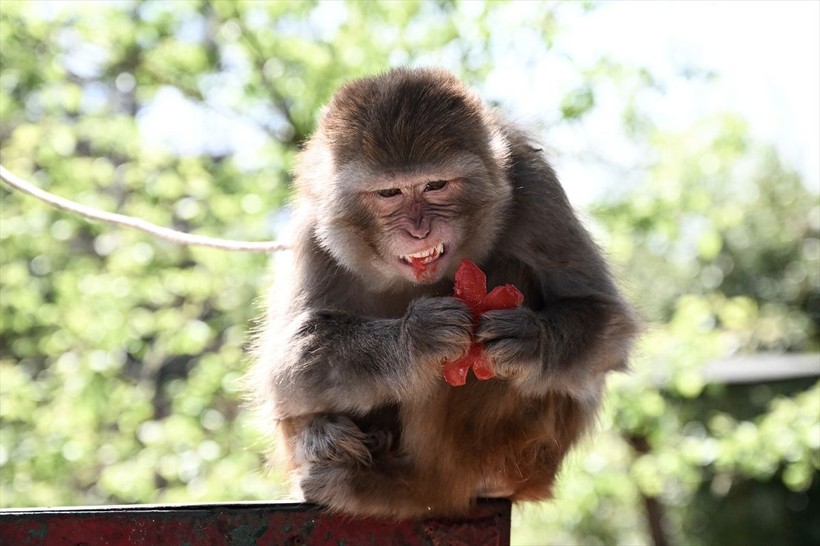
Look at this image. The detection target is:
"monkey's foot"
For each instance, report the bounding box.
[295,414,372,467]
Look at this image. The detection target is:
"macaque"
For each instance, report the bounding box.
[250,67,638,519]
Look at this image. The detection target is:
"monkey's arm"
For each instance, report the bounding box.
[476,289,637,400]
[473,143,638,399]
[267,296,472,418]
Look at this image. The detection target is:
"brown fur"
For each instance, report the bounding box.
[250,67,638,519]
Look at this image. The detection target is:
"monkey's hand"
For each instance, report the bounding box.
[401,296,473,365]
[475,307,544,377]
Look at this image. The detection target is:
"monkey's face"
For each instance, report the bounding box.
[303,68,515,290]
[363,175,464,285]
[308,153,512,291]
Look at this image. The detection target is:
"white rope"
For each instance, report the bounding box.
[0,165,289,253]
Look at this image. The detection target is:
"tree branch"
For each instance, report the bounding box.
[0,166,289,253]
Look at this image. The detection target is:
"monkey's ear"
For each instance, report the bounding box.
[487,125,511,169]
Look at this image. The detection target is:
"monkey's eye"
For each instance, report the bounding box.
[423,180,448,192]
[376,188,402,198]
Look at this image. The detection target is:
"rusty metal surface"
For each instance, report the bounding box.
[0,499,511,546]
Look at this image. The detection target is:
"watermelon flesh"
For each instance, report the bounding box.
[442,260,524,386]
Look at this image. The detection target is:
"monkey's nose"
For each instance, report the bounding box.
[405,225,430,239]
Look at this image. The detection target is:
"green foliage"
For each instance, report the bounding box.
[1,0,293,507]
[0,1,817,545]
[559,85,595,121]
[596,115,819,353]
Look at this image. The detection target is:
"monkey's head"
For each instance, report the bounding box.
[296,68,513,289]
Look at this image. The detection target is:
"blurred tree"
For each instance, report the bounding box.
[596,115,819,353]
[0,1,817,545]
[0,0,288,506]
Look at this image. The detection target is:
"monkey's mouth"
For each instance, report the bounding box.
[399,242,446,268]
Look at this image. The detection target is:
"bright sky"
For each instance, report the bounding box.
[483,0,820,204]
[600,0,820,197]
[139,1,820,206]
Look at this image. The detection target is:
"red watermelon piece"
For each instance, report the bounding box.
[442,260,524,386]
[482,284,524,312]
[454,259,486,315]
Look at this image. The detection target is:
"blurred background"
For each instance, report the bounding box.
[0,1,818,544]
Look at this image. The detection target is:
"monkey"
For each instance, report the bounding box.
[250,67,639,519]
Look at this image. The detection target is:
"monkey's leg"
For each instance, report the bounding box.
[294,414,373,467]
[298,457,473,519]
[361,427,393,455]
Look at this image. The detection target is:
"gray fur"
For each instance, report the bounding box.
[250,67,639,518]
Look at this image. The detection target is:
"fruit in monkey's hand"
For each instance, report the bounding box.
[443,260,524,386]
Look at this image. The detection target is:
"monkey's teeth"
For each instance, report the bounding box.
[401,243,445,264]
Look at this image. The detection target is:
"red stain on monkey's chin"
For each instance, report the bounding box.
[409,257,429,277]
[401,242,446,282]
[409,257,440,282]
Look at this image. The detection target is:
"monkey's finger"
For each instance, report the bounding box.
[475,308,536,341]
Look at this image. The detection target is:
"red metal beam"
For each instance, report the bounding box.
[0,499,511,546]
